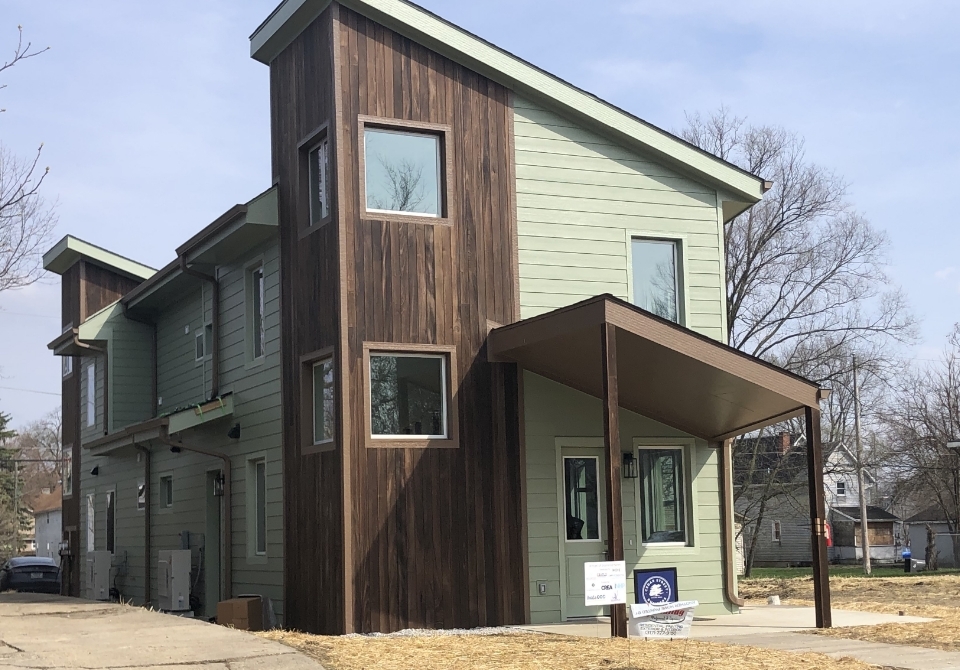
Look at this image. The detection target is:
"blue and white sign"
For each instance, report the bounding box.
[634,567,679,605]
[584,561,627,607]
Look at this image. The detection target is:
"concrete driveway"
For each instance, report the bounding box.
[0,593,323,669]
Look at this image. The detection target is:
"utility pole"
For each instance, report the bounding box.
[13,459,19,556]
[853,355,871,574]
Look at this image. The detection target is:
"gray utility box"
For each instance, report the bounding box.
[158,549,192,611]
[85,551,112,601]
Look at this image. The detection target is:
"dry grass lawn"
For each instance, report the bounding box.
[258,629,873,670]
[740,573,960,652]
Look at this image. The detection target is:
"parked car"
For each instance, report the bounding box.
[0,557,60,594]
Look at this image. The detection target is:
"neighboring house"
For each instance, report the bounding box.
[736,434,898,566]
[905,507,959,568]
[32,487,63,565]
[44,0,832,634]
[831,506,901,563]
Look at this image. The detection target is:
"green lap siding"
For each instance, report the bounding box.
[513,96,728,341]
[523,372,734,623]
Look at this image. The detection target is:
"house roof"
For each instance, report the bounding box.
[732,433,808,487]
[31,487,62,515]
[43,235,156,280]
[832,506,900,522]
[488,295,824,442]
[904,506,951,524]
[250,0,767,206]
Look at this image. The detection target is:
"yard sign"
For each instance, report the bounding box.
[584,561,627,606]
[628,600,699,639]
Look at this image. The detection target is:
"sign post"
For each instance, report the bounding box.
[584,560,627,609]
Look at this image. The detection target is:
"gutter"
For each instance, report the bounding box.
[157,427,232,600]
[719,439,745,608]
[178,256,220,399]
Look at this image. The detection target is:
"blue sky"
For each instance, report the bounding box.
[1,0,958,428]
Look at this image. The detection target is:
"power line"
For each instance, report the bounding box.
[0,386,59,397]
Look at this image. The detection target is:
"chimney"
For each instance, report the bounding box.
[779,432,792,455]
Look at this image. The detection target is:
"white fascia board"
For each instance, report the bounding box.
[250,0,765,202]
[43,235,156,280]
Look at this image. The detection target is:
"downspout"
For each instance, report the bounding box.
[157,427,231,600]
[135,444,151,607]
[719,439,745,608]
[178,256,219,399]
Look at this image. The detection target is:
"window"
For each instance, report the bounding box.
[255,460,266,555]
[137,482,146,511]
[195,331,205,361]
[250,266,265,360]
[161,476,173,508]
[772,520,782,543]
[204,323,213,358]
[639,448,686,543]
[309,137,330,224]
[363,127,442,216]
[106,491,115,553]
[62,356,73,378]
[370,353,447,439]
[63,446,73,497]
[86,494,95,551]
[836,481,846,497]
[631,238,682,323]
[564,457,600,541]
[84,360,96,428]
[313,358,335,445]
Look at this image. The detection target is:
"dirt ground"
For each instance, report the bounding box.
[740,573,960,652]
[259,629,873,670]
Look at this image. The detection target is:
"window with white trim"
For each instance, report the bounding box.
[62,356,73,378]
[631,238,682,323]
[86,494,95,551]
[84,360,96,428]
[836,480,846,497]
[772,520,783,542]
[639,448,686,543]
[62,446,73,497]
[369,353,447,439]
[250,266,265,360]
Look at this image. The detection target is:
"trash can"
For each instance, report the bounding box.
[902,547,912,573]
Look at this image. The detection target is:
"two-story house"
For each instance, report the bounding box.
[46,0,832,635]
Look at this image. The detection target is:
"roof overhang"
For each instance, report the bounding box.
[84,395,235,457]
[488,295,825,442]
[250,0,765,203]
[43,235,156,280]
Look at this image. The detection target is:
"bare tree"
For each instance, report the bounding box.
[1,25,56,294]
[682,108,915,572]
[9,409,61,503]
[371,156,426,213]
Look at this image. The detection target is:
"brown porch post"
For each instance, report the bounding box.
[601,323,627,638]
[804,405,832,628]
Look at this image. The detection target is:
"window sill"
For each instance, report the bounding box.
[298,217,333,240]
[244,357,266,372]
[361,212,453,227]
[366,436,458,449]
[246,554,268,566]
[302,440,336,456]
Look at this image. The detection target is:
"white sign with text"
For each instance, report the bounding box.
[584,561,627,606]
[628,600,699,639]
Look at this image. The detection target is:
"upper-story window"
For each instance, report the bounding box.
[62,356,73,378]
[363,128,442,217]
[247,264,266,361]
[309,137,330,224]
[836,480,846,497]
[83,360,96,428]
[631,238,682,324]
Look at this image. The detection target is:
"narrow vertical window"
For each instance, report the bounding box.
[137,482,146,511]
[161,476,173,508]
[63,446,73,496]
[106,491,115,553]
[255,460,267,555]
[313,359,335,445]
[772,520,783,542]
[86,494,95,551]
[563,457,600,541]
[62,356,73,378]
[85,361,96,428]
[309,137,330,224]
[252,267,265,359]
[639,448,686,543]
[631,238,681,323]
[195,331,205,361]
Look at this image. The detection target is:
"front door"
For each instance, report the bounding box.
[560,447,608,619]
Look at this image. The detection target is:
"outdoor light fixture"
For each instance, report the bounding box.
[622,452,639,479]
[213,473,225,497]
[90,465,99,476]
[169,445,182,454]
[227,423,241,440]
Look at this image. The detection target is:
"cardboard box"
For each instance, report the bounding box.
[217,596,263,631]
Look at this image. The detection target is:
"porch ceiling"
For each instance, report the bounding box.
[488,295,825,442]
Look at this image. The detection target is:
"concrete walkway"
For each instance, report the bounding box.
[0,593,323,669]
[517,605,960,669]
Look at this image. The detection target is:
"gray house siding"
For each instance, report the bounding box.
[736,493,812,567]
[34,509,62,565]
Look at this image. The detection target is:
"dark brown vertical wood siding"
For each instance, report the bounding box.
[335,6,524,633]
[268,6,346,635]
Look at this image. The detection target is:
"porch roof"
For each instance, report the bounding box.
[488,295,826,443]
